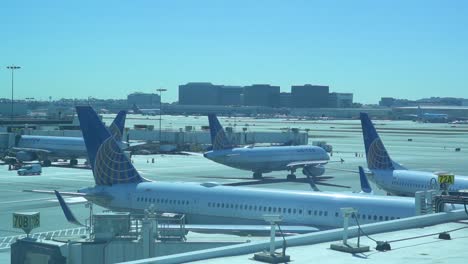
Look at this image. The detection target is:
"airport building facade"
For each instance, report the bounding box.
[127,92,160,106]
[291,84,329,108]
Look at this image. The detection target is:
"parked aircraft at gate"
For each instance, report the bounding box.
[203,114,330,180]
[27,106,447,235]
[8,111,126,166]
[360,112,468,196]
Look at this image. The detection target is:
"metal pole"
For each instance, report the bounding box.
[7,65,20,121]
[11,69,14,120]
[159,91,162,142]
[156,88,166,143]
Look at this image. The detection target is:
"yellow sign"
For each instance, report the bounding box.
[438,174,455,185]
[13,212,40,232]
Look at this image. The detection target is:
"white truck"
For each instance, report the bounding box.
[17,164,42,176]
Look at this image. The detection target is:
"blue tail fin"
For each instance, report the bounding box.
[77,106,146,186]
[358,166,373,194]
[109,110,126,141]
[208,114,232,150]
[360,113,405,170]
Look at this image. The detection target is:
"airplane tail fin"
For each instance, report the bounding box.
[208,114,232,150]
[358,166,373,194]
[77,106,146,186]
[109,110,127,141]
[360,113,406,170]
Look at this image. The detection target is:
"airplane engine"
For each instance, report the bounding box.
[302,166,325,177]
[16,151,38,162]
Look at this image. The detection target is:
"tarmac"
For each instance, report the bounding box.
[1,116,468,263]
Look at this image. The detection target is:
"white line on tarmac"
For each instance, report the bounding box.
[0,197,54,204]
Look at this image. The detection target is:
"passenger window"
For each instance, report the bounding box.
[293,209,297,214]
[309,210,312,215]
[288,208,291,214]
[324,211,328,216]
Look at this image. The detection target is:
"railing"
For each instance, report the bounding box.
[0,227,87,251]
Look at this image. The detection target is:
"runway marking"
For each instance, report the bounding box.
[0,197,55,205]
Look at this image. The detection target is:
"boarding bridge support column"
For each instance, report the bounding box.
[142,215,154,258]
[253,215,290,263]
[330,208,369,253]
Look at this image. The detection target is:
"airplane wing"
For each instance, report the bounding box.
[179,224,319,236]
[180,151,204,157]
[286,160,328,168]
[24,189,112,204]
[12,147,52,154]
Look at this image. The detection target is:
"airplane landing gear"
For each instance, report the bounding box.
[253,172,263,179]
[287,168,297,181]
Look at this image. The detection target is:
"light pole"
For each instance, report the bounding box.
[6,65,21,120]
[156,88,167,143]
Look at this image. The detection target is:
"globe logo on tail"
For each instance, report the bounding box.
[94,137,143,185]
[367,138,394,170]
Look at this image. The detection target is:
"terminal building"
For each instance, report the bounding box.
[243,84,280,108]
[219,86,243,106]
[179,82,222,105]
[0,102,28,117]
[291,84,329,108]
[328,92,353,108]
[127,92,161,107]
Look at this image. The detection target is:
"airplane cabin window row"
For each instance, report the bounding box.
[136,197,190,206]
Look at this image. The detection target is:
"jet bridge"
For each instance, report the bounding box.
[10,210,241,264]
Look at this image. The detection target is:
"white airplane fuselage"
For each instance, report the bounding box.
[82,181,416,229]
[204,145,329,173]
[17,135,87,160]
[369,169,468,196]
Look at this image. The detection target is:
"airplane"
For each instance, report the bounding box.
[5,111,127,167]
[28,106,435,235]
[131,104,160,116]
[203,114,330,181]
[360,112,468,196]
[405,106,448,123]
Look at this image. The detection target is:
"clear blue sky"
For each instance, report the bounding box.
[1,0,467,104]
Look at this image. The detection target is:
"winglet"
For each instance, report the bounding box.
[207,114,232,150]
[358,166,373,194]
[54,190,84,226]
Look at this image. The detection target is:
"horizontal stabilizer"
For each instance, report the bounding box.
[23,189,87,197]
